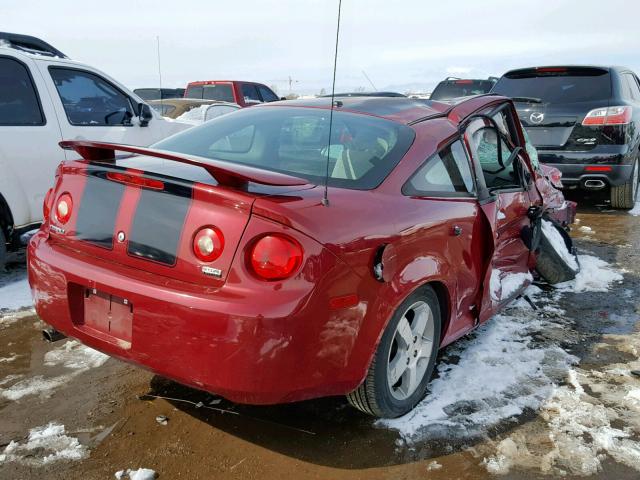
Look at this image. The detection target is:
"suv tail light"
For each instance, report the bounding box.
[192,226,224,262]
[55,193,73,224]
[249,234,303,281]
[582,106,632,126]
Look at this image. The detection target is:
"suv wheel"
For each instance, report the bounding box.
[346,286,441,418]
[610,159,639,209]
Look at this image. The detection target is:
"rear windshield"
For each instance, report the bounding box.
[153,106,415,190]
[430,80,494,100]
[492,69,611,104]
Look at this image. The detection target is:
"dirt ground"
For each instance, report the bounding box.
[1,192,639,480]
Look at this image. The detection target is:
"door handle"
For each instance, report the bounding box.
[452,225,463,236]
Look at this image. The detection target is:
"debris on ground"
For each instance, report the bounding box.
[155,415,168,426]
[0,423,87,466]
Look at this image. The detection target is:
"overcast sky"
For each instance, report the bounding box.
[3,0,640,94]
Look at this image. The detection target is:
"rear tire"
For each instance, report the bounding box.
[535,220,579,285]
[0,229,6,273]
[347,286,441,418]
[610,159,639,209]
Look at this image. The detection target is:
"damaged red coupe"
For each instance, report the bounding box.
[28,96,577,418]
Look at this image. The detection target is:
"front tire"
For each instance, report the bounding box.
[610,159,639,209]
[347,286,441,418]
[535,219,579,284]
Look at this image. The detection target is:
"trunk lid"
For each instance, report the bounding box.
[49,142,311,286]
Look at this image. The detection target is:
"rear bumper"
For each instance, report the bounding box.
[28,231,370,404]
[539,148,634,187]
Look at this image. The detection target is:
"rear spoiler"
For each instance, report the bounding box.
[59,140,309,188]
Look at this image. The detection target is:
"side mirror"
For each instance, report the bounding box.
[138,103,153,127]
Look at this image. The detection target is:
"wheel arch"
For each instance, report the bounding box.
[0,192,14,240]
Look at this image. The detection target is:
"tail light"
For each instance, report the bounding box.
[582,106,632,126]
[249,234,303,281]
[55,193,73,224]
[192,226,224,262]
[43,188,53,221]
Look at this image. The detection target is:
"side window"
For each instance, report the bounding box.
[0,57,45,126]
[258,85,279,102]
[469,123,520,190]
[203,104,239,122]
[49,68,134,126]
[404,140,475,196]
[241,84,262,103]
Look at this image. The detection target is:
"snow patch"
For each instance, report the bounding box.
[541,220,578,271]
[629,200,640,216]
[556,255,623,293]
[489,269,532,302]
[0,423,87,465]
[115,468,157,480]
[0,278,33,313]
[44,339,110,369]
[578,225,593,233]
[0,340,109,400]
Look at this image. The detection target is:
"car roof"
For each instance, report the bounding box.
[263,96,483,125]
[501,65,626,76]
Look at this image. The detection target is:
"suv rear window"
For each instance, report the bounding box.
[153,107,415,190]
[430,80,495,100]
[493,68,611,103]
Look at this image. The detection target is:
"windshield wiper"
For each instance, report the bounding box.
[511,96,543,104]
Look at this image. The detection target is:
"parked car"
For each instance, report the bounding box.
[491,66,640,209]
[148,98,240,122]
[133,88,185,101]
[430,77,498,101]
[184,80,281,107]
[0,32,189,270]
[29,95,577,418]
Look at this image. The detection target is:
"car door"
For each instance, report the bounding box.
[37,62,165,146]
[464,103,537,323]
[0,54,64,226]
[402,138,487,338]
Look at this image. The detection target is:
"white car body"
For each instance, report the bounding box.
[0,44,189,249]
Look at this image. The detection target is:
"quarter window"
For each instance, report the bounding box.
[258,85,279,102]
[49,68,134,126]
[623,73,640,100]
[0,57,44,126]
[404,140,475,195]
[241,84,262,103]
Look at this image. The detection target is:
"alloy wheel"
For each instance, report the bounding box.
[387,300,435,401]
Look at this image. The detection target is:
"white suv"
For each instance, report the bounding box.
[0,33,189,269]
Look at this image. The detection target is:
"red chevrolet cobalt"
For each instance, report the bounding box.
[28,96,576,418]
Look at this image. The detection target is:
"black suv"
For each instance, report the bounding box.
[492,66,640,209]
[430,77,498,101]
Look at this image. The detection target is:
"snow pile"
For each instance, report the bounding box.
[175,104,210,125]
[0,340,109,400]
[379,286,576,440]
[115,468,157,480]
[0,278,33,313]
[541,220,578,271]
[629,200,640,216]
[557,255,623,293]
[0,423,87,465]
[490,269,533,302]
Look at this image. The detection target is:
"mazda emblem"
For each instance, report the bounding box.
[530,112,545,124]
